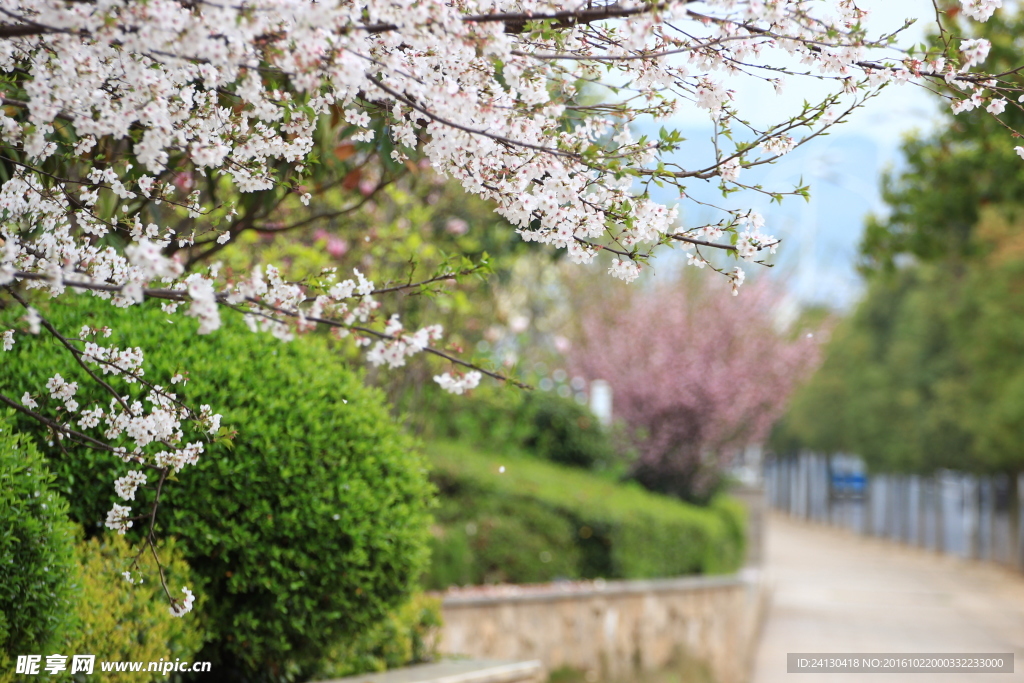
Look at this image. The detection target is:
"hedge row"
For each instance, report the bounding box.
[423,440,745,588]
[417,383,620,471]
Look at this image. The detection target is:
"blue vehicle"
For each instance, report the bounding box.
[829,455,867,499]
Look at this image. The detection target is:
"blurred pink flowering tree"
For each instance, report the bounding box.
[571,275,820,501]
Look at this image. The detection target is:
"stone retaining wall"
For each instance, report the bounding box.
[439,570,766,683]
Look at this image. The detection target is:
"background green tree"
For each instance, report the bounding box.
[860,11,1024,271]
[778,5,1024,476]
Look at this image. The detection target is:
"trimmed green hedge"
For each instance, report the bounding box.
[424,440,745,588]
[427,493,583,588]
[0,297,435,682]
[421,384,620,471]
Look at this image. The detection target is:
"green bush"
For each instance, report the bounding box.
[2,525,205,683]
[705,496,746,573]
[0,298,435,682]
[0,410,78,672]
[63,531,206,683]
[424,440,745,586]
[425,492,581,589]
[424,384,618,470]
[315,593,442,678]
[520,392,616,469]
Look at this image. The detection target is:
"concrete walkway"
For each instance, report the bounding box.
[319,659,544,683]
[751,514,1024,683]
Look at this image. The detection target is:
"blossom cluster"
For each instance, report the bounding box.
[433,371,483,395]
[0,0,1015,326]
[170,587,196,618]
[4,321,219,614]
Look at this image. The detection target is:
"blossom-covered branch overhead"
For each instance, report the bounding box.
[0,0,1017,613]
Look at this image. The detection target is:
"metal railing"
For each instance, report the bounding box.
[765,453,1024,568]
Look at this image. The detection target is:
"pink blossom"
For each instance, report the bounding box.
[570,276,821,498]
[327,237,348,258]
[445,218,469,235]
[173,172,194,194]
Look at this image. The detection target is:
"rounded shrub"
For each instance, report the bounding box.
[0,410,78,671]
[0,297,434,682]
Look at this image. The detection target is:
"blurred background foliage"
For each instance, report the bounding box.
[860,12,1024,271]
[775,10,1024,477]
[424,440,746,590]
[777,208,1024,475]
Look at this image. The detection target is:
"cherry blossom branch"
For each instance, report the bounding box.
[128,468,179,608]
[0,390,119,453]
[237,297,531,388]
[669,234,738,251]
[370,267,490,296]
[361,2,673,34]
[5,287,132,414]
[8,270,524,387]
[369,77,581,160]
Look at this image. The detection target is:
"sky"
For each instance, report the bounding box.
[639,0,946,310]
